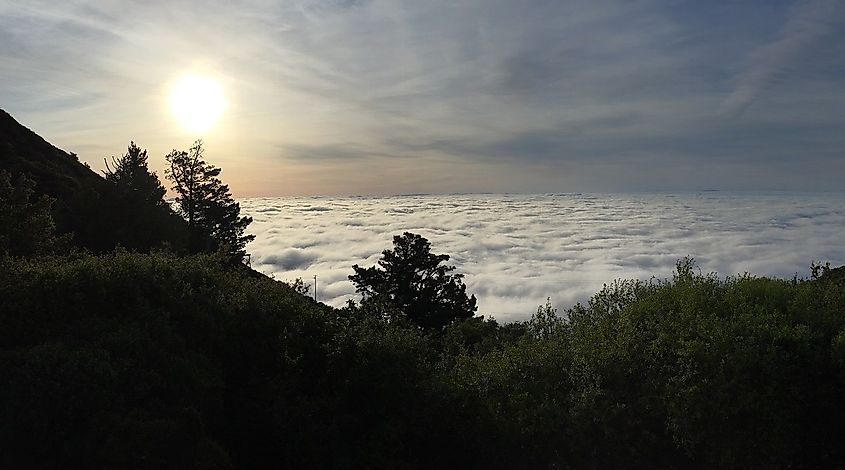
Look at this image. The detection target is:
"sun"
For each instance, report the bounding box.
[169,75,226,134]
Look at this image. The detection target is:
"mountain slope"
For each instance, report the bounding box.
[0,109,106,200]
[0,109,186,252]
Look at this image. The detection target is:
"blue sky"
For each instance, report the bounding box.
[1,0,843,195]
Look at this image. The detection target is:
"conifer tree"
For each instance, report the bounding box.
[350,232,477,331]
[165,140,253,258]
[103,141,167,208]
[102,142,184,251]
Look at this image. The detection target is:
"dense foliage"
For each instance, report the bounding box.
[350,232,477,331]
[0,170,66,257]
[2,251,844,469]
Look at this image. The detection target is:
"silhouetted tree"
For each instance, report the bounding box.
[165,140,253,258]
[101,142,186,251]
[350,232,477,331]
[0,170,66,257]
[104,142,167,207]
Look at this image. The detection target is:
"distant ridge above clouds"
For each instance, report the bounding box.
[242,192,845,322]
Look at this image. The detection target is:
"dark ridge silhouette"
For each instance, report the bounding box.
[0,109,105,201]
[0,109,187,252]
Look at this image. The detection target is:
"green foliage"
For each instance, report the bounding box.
[446,308,572,468]
[1,246,844,468]
[350,232,477,332]
[0,251,321,467]
[528,298,566,339]
[442,259,845,468]
[0,251,481,468]
[442,315,513,357]
[560,260,845,468]
[165,140,254,259]
[0,170,67,257]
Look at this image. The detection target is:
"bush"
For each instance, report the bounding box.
[2,252,844,468]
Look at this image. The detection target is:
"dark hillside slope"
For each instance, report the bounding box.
[0,251,334,468]
[0,251,487,469]
[0,109,105,198]
[0,109,185,251]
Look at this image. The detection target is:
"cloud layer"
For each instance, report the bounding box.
[242,192,845,322]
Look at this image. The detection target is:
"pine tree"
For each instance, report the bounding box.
[103,141,167,208]
[165,140,253,259]
[102,142,185,251]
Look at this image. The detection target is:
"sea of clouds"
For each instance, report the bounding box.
[241,193,845,322]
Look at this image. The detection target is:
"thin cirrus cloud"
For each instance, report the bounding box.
[1,0,844,195]
[721,0,843,117]
[241,193,845,322]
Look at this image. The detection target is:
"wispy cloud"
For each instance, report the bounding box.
[1,1,844,194]
[722,0,843,117]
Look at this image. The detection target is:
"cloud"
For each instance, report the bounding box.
[2,1,844,194]
[721,0,843,117]
[259,248,319,270]
[242,193,845,322]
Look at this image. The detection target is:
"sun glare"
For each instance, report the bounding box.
[169,75,226,134]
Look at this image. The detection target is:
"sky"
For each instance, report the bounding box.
[1,0,844,196]
[240,192,845,321]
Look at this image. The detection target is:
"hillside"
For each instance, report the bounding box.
[0,109,186,251]
[2,251,845,468]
